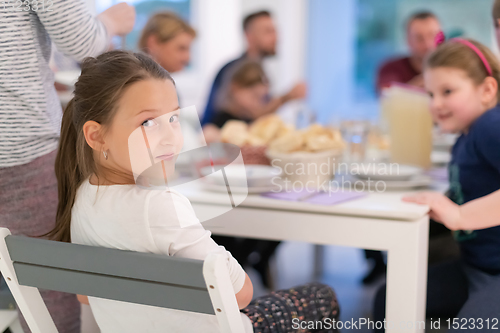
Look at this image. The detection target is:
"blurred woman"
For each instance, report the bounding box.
[138,12,196,73]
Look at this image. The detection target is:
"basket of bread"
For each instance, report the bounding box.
[220,115,294,165]
[220,115,346,187]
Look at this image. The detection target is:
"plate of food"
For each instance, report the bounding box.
[199,181,280,194]
[341,173,433,190]
[351,163,423,181]
[200,164,281,188]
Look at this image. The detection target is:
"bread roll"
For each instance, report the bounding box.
[220,120,249,146]
[246,134,267,147]
[269,132,304,153]
[249,114,283,144]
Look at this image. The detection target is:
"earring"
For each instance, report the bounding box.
[103,150,108,160]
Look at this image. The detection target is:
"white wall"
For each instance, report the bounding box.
[240,0,308,123]
[173,0,243,112]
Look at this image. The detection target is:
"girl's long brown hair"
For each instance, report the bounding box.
[48,51,173,242]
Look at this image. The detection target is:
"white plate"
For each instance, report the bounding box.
[431,151,451,166]
[433,133,458,149]
[200,164,280,188]
[340,174,433,190]
[200,181,279,194]
[351,163,423,181]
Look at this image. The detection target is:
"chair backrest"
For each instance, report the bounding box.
[0,228,246,333]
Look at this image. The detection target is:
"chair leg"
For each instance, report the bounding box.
[8,317,23,333]
[0,310,18,333]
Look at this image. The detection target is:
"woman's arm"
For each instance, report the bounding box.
[36,1,135,61]
[403,189,500,230]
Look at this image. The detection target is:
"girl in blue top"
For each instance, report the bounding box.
[375,36,500,330]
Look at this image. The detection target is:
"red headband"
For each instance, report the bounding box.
[434,31,492,76]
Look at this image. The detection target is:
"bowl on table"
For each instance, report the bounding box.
[265,149,343,189]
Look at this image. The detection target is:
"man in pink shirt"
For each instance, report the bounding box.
[376,11,441,94]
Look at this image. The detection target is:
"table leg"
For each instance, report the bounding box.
[313,245,324,281]
[385,216,429,333]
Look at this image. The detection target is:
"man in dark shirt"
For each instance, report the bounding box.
[376,11,441,94]
[201,10,305,127]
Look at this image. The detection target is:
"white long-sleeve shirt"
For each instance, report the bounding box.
[71,179,252,333]
[0,0,109,167]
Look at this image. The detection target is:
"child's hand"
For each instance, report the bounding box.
[403,192,462,230]
[77,294,90,305]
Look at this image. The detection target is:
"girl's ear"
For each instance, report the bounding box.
[481,76,498,105]
[83,120,106,152]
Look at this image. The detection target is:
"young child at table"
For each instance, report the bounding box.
[47,50,339,333]
[374,35,500,330]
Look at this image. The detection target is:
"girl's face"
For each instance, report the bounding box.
[231,83,269,118]
[88,78,183,184]
[424,67,495,133]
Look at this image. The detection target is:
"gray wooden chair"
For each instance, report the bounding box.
[0,227,248,333]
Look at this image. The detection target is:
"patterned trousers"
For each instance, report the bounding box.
[242,282,340,333]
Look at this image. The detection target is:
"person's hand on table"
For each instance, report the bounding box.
[403,192,462,230]
[98,2,136,38]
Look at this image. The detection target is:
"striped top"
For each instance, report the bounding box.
[0,0,108,168]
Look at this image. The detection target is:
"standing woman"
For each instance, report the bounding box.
[138,11,196,74]
[0,1,135,332]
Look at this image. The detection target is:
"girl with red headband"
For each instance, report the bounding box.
[374,35,500,330]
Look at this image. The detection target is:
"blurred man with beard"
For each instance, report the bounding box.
[376,11,441,94]
[201,10,306,127]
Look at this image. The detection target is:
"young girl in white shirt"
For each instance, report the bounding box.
[47,50,339,333]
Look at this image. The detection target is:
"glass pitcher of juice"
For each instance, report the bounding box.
[381,84,433,169]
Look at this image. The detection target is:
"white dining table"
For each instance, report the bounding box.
[176,179,446,333]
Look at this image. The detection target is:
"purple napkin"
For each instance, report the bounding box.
[262,188,316,201]
[262,190,367,205]
[426,168,448,182]
[306,191,367,205]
